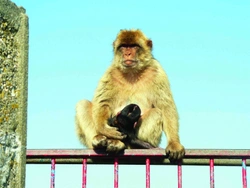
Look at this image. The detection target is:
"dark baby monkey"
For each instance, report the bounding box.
[108,104,155,149]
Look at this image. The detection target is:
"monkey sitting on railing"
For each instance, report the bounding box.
[75,29,185,161]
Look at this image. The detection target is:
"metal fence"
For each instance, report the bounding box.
[26,149,249,188]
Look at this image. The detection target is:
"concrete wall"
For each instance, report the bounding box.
[0,0,28,187]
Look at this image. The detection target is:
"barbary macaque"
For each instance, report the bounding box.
[108,104,155,149]
[75,29,185,161]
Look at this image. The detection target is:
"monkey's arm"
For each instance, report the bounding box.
[92,76,126,140]
[93,104,126,140]
[155,72,185,160]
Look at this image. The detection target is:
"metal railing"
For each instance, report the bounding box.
[26,149,249,188]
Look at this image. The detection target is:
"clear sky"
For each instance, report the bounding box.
[12,0,250,187]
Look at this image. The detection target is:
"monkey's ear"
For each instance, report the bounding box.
[147,40,153,49]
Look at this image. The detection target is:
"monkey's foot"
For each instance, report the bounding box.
[106,139,126,153]
[92,135,108,149]
[92,135,126,153]
[165,142,185,163]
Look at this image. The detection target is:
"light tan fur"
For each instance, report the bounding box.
[75,29,185,160]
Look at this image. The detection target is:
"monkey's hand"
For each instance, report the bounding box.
[98,120,127,140]
[166,142,185,163]
[99,124,127,140]
[116,104,141,131]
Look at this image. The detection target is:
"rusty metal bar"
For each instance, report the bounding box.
[26,158,250,166]
[50,158,56,188]
[26,149,250,166]
[146,158,150,188]
[82,159,87,188]
[25,149,250,188]
[114,158,119,188]
[178,162,182,188]
[26,149,250,158]
[210,158,214,188]
[242,159,247,188]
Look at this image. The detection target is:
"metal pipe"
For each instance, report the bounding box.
[114,158,119,188]
[210,159,214,188]
[242,159,247,188]
[26,149,250,158]
[26,149,250,166]
[146,158,150,188]
[50,158,56,188]
[178,162,182,188]
[82,159,87,188]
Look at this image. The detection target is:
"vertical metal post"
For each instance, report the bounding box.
[146,158,150,188]
[82,159,87,188]
[50,158,56,188]
[210,159,214,188]
[242,159,247,188]
[114,158,119,188]
[178,162,182,188]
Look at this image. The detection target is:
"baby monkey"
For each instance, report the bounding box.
[108,104,155,149]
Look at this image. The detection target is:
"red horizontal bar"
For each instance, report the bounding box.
[26,149,250,159]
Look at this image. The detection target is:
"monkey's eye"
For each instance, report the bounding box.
[118,44,140,49]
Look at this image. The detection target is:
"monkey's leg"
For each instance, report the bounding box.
[130,138,155,149]
[135,108,163,147]
[136,108,185,161]
[76,100,125,151]
[75,100,99,148]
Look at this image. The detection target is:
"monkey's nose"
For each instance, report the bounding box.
[125,52,131,56]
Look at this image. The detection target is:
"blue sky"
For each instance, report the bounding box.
[12,0,250,187]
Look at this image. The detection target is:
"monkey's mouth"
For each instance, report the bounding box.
[122,60,137,67]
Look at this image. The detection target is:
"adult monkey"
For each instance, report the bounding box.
[75,29,185,161]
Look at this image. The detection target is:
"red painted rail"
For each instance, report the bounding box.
[26,149,249,188]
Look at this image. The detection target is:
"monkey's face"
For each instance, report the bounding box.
[118,44,140,68]
[113,30,153,72]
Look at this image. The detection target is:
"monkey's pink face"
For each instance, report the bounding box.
[119,45,140,67]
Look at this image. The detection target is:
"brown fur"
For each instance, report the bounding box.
[75,29,185,161]
[113,29,152,49]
